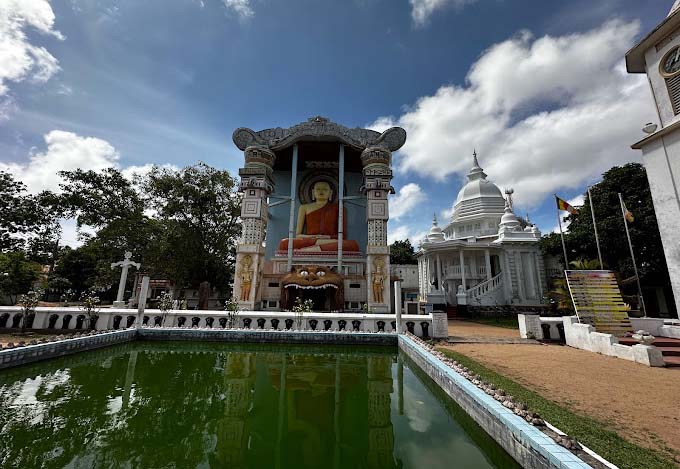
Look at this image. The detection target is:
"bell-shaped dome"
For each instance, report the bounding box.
[452,152,506,221]
[499,201,521,229]
[427,214,445,242]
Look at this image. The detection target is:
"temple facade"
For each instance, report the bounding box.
[417,153,546,312]
[231,116,406,313]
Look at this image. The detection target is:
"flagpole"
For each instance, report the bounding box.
[555,195,569,269]
[618,193,646,317]
[587,186,604,269]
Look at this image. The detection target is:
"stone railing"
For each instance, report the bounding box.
[0,307,442,338]
[466,273,503,303]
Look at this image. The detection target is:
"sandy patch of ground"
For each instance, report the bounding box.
[441,341,680,456]
[448,320,520,339]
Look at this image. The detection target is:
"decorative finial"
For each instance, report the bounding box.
[432,213,438,226]
[472,149,479,167]
[504,188,514,209]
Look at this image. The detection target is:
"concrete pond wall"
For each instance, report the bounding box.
[0,306,446,339]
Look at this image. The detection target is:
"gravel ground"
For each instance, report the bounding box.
[441,340,680,457]
[448,320,521,339]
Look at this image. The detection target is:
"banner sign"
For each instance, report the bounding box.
[565,270,631,336]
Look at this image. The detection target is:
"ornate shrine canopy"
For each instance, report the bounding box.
[232,116,407,152]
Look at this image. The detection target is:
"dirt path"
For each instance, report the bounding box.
[448,320,520,339]
[441,341,680,456]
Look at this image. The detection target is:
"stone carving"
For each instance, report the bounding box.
[238,255,254,301]
[232,116,406,152]
[372,258,386,304]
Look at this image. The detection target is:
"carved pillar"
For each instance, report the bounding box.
[361,146,394,313]
[234,146,275,310]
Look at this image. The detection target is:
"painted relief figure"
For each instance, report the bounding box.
[372,258,385,304]
[239,255,253,301]
[279,180,360,253]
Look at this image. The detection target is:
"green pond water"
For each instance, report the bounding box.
[0,342,519,469]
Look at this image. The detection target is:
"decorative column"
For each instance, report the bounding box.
[362,146,394,313]
[234,146,275,310]
[484,249,492,281]
[436,254,442,292]
[459,250,467,290]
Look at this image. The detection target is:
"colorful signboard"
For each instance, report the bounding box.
[565,270,632,336]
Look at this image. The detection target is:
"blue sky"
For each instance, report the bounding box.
[0,0,670,246]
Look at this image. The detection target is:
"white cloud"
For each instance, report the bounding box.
[410,0,476,27]
[0,0,63,98]
[391,183,427,220]
[121,163,180,182]
[222,0,254,19]
[388,224,428,246]
[371,20,655,208]
[3,130,120,193]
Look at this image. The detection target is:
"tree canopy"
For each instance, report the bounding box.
[0,163,242,304]
[389,239,418,264]
[540,163,675,311]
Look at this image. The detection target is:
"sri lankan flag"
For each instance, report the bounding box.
[622,200,634,223]
[555,195,578,215]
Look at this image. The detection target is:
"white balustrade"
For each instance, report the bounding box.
[466,273,503,300]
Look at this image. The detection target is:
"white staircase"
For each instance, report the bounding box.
[466,273,503,305]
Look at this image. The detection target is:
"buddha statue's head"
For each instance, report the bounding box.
[312,181,332,203]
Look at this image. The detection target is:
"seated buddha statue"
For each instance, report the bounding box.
[278,181,360,253]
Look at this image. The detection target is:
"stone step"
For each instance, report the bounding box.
[619,337,680,348]
[657,347,680,357]
[662,356,680,368]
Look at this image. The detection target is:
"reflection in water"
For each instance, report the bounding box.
[0,343,514,468]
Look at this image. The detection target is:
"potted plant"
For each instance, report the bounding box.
[291,297,313,330]
[158,291,174,327]
[224,297,240,328]
[18,288,42,332]
[79,290,101,330]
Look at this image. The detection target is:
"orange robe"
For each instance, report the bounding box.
[278,202,360,252]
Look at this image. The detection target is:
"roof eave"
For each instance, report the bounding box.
[626,10,680,74]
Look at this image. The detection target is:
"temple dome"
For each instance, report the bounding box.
[427,215,445,242]
[451,152,506,221]
[499,202,520,228]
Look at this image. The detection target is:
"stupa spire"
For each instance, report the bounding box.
[467,150,487,181]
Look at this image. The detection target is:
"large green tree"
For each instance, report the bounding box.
[540,163,675,312]
[140,163,241,292]
[0,251,42,304]
[389,239,418,264]
[56,168,162,291]
[0,171,59,254]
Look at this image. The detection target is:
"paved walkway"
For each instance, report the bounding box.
[441,320,680,460]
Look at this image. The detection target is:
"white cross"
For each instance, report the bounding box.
[111,251,141,305]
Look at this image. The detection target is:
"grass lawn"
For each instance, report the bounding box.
[465,316,519,329]
[438,348,679,469]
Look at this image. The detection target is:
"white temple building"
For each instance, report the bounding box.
[417,153,546,312]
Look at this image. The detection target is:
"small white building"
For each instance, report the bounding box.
[417,153,546,312]
[626,2,680,318]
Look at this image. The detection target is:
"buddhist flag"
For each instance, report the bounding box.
[622,200,634,223]
[555,195,578,215]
